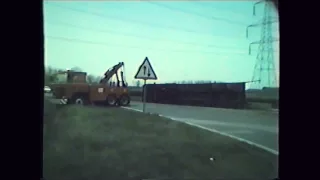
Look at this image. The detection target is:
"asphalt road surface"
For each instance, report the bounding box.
[126,101,279,154]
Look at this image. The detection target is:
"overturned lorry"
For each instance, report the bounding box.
[45,62,130,106]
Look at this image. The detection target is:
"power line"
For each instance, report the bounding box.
[46,20,278,53]
[145,1,248,26]
[152,1,280,33]
[146,1,278,33]
[45,35,251,56]
[45,3,247,39]
[46,21,250,51]
[192,2,252,18]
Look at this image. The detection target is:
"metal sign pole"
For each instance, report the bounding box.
[143,79,147,113]
[134,57,157,113]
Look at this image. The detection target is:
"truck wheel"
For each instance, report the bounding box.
[106,95,117,106]
[74,98,84,105]
[71,95,88,106]
[119,94,130,106]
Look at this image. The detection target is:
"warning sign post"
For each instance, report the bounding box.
[134,57,158,113]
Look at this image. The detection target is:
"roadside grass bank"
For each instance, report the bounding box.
[43,104,278,180]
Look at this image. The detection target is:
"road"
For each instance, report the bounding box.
[125,101,279,154]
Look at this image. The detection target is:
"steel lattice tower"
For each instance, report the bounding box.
[246,0,278,89]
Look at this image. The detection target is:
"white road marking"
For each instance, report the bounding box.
[167,117,278,134]
[121,106,279,155]
[122,107,142,112]
[223,130,255,134]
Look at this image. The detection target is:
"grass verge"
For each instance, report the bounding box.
[43,103,278,180]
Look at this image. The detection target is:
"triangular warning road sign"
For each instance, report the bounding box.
[134,57,158,80]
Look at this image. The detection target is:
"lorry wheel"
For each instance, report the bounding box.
[74,98,84,105]
[106,95,117,106]
[119,95,130,106]
[71,95,88,106]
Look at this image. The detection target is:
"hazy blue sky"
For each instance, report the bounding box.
[44,1,279,87]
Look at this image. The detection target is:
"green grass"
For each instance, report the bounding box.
[43,103,278,180]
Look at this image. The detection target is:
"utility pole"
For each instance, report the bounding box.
[246,0,279,89]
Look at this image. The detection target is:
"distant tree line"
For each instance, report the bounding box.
[45,66,225,86]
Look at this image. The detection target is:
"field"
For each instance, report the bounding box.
[43,100,278,180]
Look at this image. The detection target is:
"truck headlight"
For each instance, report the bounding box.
[44,86,52,93]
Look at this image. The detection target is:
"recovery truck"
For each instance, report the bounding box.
[46,62,130,106]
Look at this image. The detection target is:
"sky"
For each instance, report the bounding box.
[43,1,279,88]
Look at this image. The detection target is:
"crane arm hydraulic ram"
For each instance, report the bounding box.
[100,62,124,84]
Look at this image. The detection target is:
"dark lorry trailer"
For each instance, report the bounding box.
[141,82,246,109]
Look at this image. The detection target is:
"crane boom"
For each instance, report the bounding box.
[100,62,124,85]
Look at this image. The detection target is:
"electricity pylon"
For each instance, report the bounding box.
[246,0,279,89]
